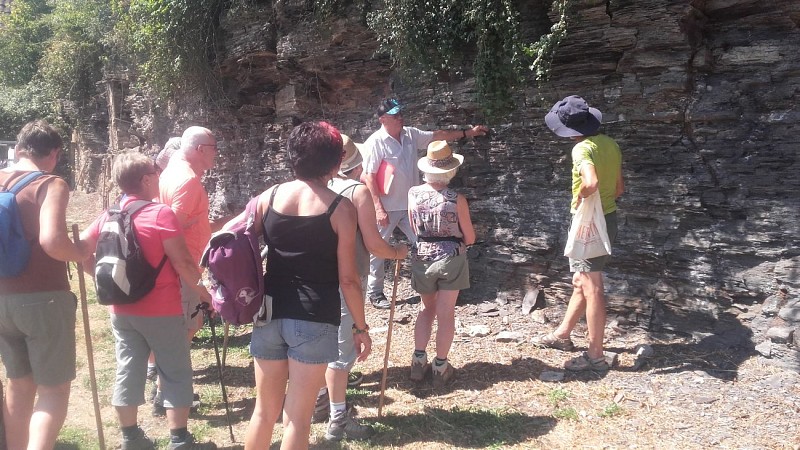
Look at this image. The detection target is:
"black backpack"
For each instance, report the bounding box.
[94,200,167,305]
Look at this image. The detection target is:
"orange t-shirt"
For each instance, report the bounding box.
[158,159,211,263]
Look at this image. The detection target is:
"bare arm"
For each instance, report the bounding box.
[352,185,407,260]
[578,163,599,198]
[163,235,211,303]
[431,125,489,141]
[331,198,372,362]
[39,178,92,262]
[78,227,98,275]
[615,167,624,199]
[457,195,476,246]
[363,172,388,227]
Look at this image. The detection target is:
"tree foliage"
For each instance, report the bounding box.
[112,0,226,102]
[367,0,526,119]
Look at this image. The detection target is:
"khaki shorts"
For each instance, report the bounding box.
[411,253,470,294]
[0,290,77,385]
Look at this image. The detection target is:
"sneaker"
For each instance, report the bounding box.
[311,389,330,423]
[167,433,216,450]
[146,365,157,382]
[409,355,429,382]
[121,427,156,450]
[324,410,375,441]
[369,293,391,309]
[347,371,364,387]
[432,361,455,388]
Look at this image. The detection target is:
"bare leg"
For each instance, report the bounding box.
[325,368,348,405]
[4,375,36,450]
[413,292,438,351]
[245,359,288,450]
[27,381,71,450]
[433,290,459,359]
[553,272,589,340]
[166,406,191,430]
[115,405,138,428]
[282,359,327,450]
[579,272,606,359]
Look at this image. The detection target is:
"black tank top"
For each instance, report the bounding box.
[262,184,344,325]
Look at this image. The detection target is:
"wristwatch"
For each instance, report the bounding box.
[352,324,370,334]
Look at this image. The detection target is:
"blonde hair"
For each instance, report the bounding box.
[113,152,156,194]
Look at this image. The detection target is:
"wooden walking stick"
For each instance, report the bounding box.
[378,259,402,418]
[72,224,106,450]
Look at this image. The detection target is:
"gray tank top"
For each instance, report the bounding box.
[328,177,370,276]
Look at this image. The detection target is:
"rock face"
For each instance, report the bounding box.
[82,0,800,362]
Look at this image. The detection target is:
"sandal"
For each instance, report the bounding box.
[564,352,610,372]
[531,332,575,351]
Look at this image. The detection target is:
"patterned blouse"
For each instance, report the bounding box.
[408,185,465,262]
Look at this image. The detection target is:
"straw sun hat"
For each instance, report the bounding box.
[417,140,463,174]
[340,134,365,173]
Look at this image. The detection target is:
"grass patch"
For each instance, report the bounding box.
[546,387,570,406]
[55,425,94,449]
[600,402,623,418]
[553,407,579,421]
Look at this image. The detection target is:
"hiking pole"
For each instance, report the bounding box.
[378,259,402,418]
[71,225,106,450]
[200,305,235,442]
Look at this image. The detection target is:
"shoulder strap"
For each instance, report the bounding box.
[333,179,361,197]
[326,194,344,217]
[268,183,280,207]
[122,200,153,216]
[7,171,45,194]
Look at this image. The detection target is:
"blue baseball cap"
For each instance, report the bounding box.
[377,98,403,117]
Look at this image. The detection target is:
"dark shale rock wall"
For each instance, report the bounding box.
[87,0,800,366]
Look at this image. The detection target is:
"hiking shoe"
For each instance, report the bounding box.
[564,352,610,372]
[531,332,575,351]
[121,427,156,450]
[146,365,157,382]
[167,433,216,450]
[347,371,364,387]
[409,355,429,382]
[152,390,165,417]
[369,293,391,309]
[324,410,375,441]
[312,388,330,423]
[191,393,201,410]
[432,361,455,388]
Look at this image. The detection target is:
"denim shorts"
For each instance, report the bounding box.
[250,318,338,365]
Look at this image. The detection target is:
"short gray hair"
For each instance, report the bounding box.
[422,169,457,184]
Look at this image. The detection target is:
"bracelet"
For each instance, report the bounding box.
[352,324,370,334]
[462,129,467,139]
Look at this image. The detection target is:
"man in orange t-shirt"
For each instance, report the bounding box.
[158,126,217,336]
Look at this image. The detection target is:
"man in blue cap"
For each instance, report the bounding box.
[533,95,624,371]
[361,98,488,309]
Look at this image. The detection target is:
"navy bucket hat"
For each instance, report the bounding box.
[544,95,603,137]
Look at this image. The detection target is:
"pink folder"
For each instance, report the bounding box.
[376,160,394,196]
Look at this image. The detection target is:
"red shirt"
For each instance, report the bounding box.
[85,197,183,316]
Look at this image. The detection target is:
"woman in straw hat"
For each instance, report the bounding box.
[407,141,475,388]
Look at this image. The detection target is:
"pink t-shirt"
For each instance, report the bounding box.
[158,158,211,263]
[86,197,183,316]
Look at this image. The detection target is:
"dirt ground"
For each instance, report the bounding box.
[38,192,800,449]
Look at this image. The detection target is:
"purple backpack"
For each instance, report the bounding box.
[200,196,264,325]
